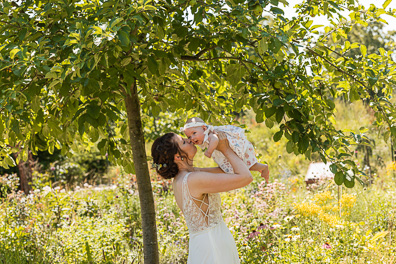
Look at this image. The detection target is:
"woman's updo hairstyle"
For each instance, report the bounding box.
[151,133,183,179]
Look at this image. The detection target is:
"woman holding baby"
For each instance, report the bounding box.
[151,118,269,263]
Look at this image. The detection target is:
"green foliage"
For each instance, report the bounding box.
[1,0,395,189]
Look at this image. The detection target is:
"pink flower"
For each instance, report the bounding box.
[247,230,260,239]
[257,223,268,230]
[322,242,331,249]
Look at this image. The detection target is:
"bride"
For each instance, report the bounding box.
[151,132,253,263]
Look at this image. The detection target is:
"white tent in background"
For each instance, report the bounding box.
[305,162,334,184]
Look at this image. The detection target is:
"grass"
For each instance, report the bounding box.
[1,100,395,263]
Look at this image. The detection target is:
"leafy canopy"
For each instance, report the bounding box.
[1,0,396,188]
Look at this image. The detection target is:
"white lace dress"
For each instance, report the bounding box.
[179,172,240,264]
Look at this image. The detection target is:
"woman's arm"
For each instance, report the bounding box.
[188,133,253,195]
[194,167,224,173]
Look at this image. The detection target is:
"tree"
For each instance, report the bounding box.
[1,0,395,262]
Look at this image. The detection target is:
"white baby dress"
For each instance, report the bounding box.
[200,125,258,173]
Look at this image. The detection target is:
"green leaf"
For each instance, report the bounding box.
[334,171,344,185]
[45,72,58,79]
[121,57,132,67]
[390,126,396,138]
[255,111,264,123]
[344,177,355,188]
[286,141,294,153]
[92,26,102,34]
[383,0,392,9]
[265,107,276,118]
[4,155,16,167]
[273,98,284,106]
[88,128,99,142]
[87,104,101,119]
[258,38,268,55]
[265,118,274,128]
[273,130,283,142]
[144,5,157,11]
[148,56,158,75]
[304,20,313,28]
[292,131,299,143]
[326,99,335,110]
[97,140,107,155]
[349,88,360,102]
[275,108,284,123]
[19,28,27,41]
[298,135,309,153]
[270,7,284,15]
[78,115,87,136]
[10,49,20,59]
[368,77,378,87]
[360,44,367,57]
[118,30,130,46]
[188,38,200,52]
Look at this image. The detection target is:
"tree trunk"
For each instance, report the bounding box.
[124,80,159,264]
[16,151,33,194]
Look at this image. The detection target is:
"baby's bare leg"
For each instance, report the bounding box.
[250,163,269,183]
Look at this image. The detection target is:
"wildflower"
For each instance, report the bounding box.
[340,194,356,208]
[322,242,331,249]
[43,186,51,193]
[284,215,295,222]
[272,223,281,229]
[258,223,268,230]
[318,212,339,226]
[247,230,260,239]
[314,191,333,204]
[291,226,300,232]
[294,202,322,217]
[292,235,300,241]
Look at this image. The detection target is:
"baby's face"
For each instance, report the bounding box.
[184,126,206,145]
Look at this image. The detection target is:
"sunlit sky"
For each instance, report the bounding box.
[282,0,396,33]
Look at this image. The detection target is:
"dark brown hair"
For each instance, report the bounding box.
[151,133,186,179]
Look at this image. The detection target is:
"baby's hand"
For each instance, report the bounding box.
[204,150,212,158]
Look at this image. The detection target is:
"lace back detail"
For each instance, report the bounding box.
[182,173,222,234]
[190,193,209,224]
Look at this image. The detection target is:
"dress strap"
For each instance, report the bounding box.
[183,172,210,221]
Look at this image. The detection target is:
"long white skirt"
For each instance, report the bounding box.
[187,221,240,264]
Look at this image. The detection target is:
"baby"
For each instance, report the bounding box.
[181,117,269,182]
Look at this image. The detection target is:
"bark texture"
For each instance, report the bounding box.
[14,150,33,195]
[124,81,159,264]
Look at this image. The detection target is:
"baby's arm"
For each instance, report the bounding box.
[204,133,219,158]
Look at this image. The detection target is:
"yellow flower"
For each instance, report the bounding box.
[314,191,334,205]
[294,203,322,217]
[340,194,356,208]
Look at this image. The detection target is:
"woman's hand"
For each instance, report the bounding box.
[215,131,230,153]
